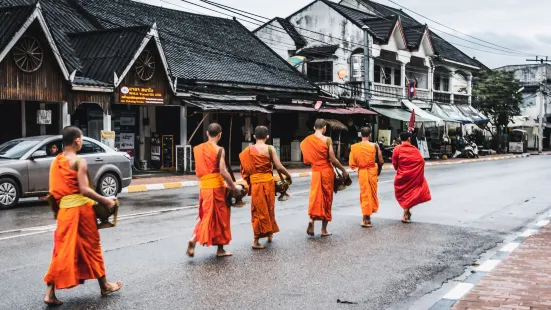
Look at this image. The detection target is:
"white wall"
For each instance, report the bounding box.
[255,19,298,61]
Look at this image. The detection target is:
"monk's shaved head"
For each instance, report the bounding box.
[314,119,327,130]
[62,126,82,146]
[207,123,222,137]
[254,126,269,140]
[360,127,372,138]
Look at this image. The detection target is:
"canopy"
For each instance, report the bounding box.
[508,115,538,128]
[371,107,434,123]
[184,100,271,113]
[456,105,489,124]
[402,100,444,126]
[325,119,347,131]
[432,103,469,123]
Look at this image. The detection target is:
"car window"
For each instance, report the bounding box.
[0,139,41,159]
[78,140,105,155]
[35,140,63,157]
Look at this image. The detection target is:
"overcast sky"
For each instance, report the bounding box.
[140,0,551,69]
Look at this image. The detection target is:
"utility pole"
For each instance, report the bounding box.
[526,56,549,153]
[362,25,372,107]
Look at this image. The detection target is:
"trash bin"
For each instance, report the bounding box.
[140,160,148,170]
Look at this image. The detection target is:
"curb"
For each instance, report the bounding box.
[429,207,551,310]
[121,154,530,194]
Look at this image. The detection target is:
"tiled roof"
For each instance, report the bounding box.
[0,5,34,53]
[403,25,426,49]
[360,0,420,27]
[76,0,315,90]
[430,30,480,68]
[69,26,150,84]
[297,44,340,57]
[362,15,399,43]
[322,0,375,27]
[276,17,307,49]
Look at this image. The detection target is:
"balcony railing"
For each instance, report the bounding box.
[454,94,470,105]
[434,91,452,104]
[317,82,363,100]
[373,83,403,99]
[415,89,431,101]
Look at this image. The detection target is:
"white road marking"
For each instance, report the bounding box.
[520,229,538,237]
[0,205,198,241]
[475,260,501,272]
[500,242,520,252]
[442,283,474,300]
[536,220,550,227]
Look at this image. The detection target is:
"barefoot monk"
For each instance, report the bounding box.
[300,119,349,237]
[44,126,121,306]
[239,126,292,249]
[392,132,431,223]
[349,127,383,228]
[187,123,240,258]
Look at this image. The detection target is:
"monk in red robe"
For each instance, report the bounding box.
[392,132,431,223]
[240,126,292,249]
[187,123,240,258]
[44,126,121,306]
[301,119,349,236]
[349,127,383,227]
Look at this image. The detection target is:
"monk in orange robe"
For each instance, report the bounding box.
[349,127,384,227]
[187,123,240,258]
[392,132,431,223]
[44,126,121,306]
[240,126,292,249]
[300,119,349,236]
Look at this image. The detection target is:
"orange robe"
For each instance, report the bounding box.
[300,135,335,221]
[239,146,278,239]
[193,142,231,246]
[44,154,106,289]
[349,142,379,216]
[392,142,431,209]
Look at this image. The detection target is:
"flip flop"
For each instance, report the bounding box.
[216,251,233,257]
[321,232,332,237]
[361,223,372,228]
[252,245,266,250]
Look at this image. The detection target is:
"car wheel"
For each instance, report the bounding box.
[0,178,20,210]
[97,173,120,197]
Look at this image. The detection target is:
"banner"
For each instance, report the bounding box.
[100,131,115,149]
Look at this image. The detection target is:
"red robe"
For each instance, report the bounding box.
[392,142,431,209]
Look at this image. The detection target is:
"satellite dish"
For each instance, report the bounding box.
[314,101,322,110]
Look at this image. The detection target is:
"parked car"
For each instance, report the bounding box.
[0,135,132,209]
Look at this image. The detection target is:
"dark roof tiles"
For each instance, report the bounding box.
[0,5,35,53]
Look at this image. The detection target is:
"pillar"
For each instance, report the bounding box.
[103,110,111,131]
[449,70,456,104]
[181,105,187,146]
[428,66,434,101]
[40,103,46,135]
[139,106,145,161]
[61,101,70,130]
[467,74,473,105]
[21,100,26,138]
[202,112,209,142]
[401,63,407,98]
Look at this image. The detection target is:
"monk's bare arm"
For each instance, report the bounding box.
[377,146,384,166]
[77,159,114,207]
[271,149,292,183]
[219,149,237,189]
[328,143,349,176]
[391,148,399,170]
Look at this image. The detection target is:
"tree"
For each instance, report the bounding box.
[472,70,524,151]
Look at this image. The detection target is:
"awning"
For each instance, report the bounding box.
[371,107,434,123]
[184,100,271,113]
[319,106,377,115]
[508,115,538,128]
[325,119,348,131]
[259,103,376,115]
[260,103,316,112]
[456,105,489,124]
[432,103,468,123]
[402,100,444,126]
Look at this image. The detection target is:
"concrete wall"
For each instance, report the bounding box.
[497,64,551,85]
[255,19,298,61]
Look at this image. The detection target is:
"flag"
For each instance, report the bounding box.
[408,80,417,98]
[408,110,415,133]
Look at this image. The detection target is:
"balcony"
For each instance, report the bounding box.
[317,82,363,101]
[454,94,470,105]
[373,83,403,99]
[415,89,431,101]
[434,91,452,104]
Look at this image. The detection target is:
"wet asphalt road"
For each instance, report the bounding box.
[0,156,550,310]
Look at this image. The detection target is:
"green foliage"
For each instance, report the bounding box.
[472,70,524,128]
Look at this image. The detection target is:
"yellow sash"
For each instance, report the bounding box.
[250,173,274,184]
[59,194,93,209]
[199,173,225,189]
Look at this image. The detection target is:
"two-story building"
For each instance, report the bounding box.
[255,0,488,145]
[495,64,550,149]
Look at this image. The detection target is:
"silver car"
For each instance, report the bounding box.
[0,136,132,209]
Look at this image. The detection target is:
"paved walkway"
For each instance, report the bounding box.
[452,222,551,310]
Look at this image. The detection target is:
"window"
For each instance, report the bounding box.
[393,68,402,86]
[350,54,364,81]
[36,139,63,157]
[383,67,392,85]
[78,140,104,154]
[442,76,449,92]
[374,65,381,83]
[0,139,40,159]
[307,61,333,82]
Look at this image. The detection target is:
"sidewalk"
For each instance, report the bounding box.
[451,221,551,310]
[121,153,534,194]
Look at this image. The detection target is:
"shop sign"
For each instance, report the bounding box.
[120,86,165,105]
[101,131,115,149]
[120,117,135,126]
[37,110,52,125]
[120,133,135,150]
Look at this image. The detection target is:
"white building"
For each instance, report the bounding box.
[254,0,487,138]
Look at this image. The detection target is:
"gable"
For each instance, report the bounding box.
[382,19,407,50]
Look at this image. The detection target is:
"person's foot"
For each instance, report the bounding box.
[267,235,273,243]
[321,231,332,237]
[186,240,196,257]
[361,216,372,227]
[101,281,123,296]
[217,246,232,257]
[307,220,314,236]
[44,295,63,306]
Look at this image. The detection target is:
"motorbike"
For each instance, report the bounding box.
[452,137,479,159]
